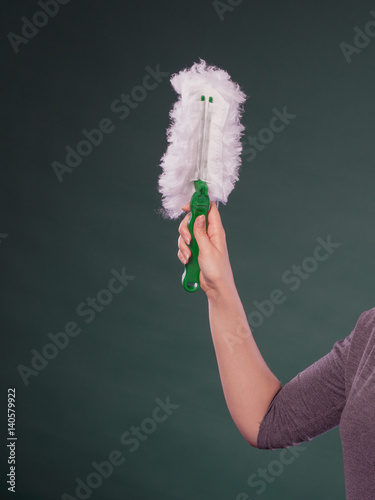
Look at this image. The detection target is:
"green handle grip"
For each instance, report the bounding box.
[182,180,210,293]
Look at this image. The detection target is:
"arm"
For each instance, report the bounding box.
[177,201,282,447]
[207,283,282,447]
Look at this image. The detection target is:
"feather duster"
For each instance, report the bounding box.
[158,59,247,220]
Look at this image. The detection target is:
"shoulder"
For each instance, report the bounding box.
[352,306,375,343]
[356,306,375,328]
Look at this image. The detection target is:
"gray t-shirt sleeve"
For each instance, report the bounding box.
[257,330,354,450]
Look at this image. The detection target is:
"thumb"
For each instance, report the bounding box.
[193,215,210,253]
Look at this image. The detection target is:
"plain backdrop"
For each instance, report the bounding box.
[1,1,375,499]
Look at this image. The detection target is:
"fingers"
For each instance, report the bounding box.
[206,201,226,238]
[177,249,189,265]
[177,235,191,264]
[192,214,211,254]
[207,201,223,227]
[178,212,191,245]
[178,209,192,265]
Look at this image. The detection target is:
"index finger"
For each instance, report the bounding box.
[178,211,191,239]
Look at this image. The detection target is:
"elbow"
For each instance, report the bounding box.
[236,424,261,449]
[230,380,283,450]
[247,437,259,449]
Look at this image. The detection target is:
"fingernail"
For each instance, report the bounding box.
[198,215,205,226]
[183,251,189,261]
[184,234,191,245]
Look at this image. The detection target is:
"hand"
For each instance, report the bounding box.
[177,201,235,298]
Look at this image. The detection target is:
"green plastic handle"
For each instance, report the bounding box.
[182,180,210,293]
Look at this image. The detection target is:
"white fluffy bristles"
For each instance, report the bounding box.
[158,59,247,219]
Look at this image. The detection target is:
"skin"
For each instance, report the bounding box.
[177,201,282,447]
[178,201,235,298]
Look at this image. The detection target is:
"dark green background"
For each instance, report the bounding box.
[1,0,375,498]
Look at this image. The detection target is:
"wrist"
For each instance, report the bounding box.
[206,277,238,305]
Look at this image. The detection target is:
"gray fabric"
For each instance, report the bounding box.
[257,307,375,499]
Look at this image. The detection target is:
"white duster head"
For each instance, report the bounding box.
[158,59,247,219]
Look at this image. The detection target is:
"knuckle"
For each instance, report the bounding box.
[179,239,188,253]
[179,216,189,233]
[177,250,186,263]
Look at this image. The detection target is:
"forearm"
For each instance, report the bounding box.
[207,282,282,447]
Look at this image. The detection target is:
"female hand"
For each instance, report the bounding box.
[177,201,235,298]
